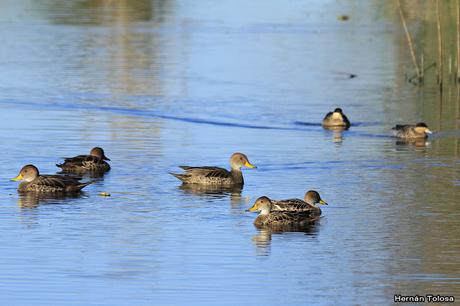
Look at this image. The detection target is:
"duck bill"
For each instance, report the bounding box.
[244,161,257,169]
[246,204,258,212]
[426,129,433,134]
[11,174,23,181]
[103,156,111,161]
[319,199,328,205]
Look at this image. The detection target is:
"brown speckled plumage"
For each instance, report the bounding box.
[248,196,321,230]
[57,147,110,173]
[170,153,256,186]
[253,211,319,229]
[12,165,91,193]
[392,122,432,140]
[271,190,327,215]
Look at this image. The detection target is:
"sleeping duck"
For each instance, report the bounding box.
[322,108,351,129]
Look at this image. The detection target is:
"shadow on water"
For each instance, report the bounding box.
[294,121,383,127]
[2,100,312,132]
[6,100,456,142]
[0,100,402,139]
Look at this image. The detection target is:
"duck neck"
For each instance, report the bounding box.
[18,181,28,191]
[230,168,244,185]
[259,209,270,216]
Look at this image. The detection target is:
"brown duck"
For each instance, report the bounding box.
[170,153,256,186]
[322,108,351,129]
[271,190,327,215]
[247,196,321,228]
[57,147,111,173]
[11,164,91,193]
[392,122,432,140]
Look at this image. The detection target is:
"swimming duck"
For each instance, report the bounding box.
[11,164,92,193]
[271,190,327,215]
[170,152,256,186]
[56,147,110,173]
[322,108,351,129]
[392,122,432,140]
[247,196,320,228]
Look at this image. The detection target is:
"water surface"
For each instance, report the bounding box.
[0,1,459,305]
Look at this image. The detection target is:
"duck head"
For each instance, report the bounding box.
[11,164,39,182]
[331,108,345,120]
[230,153,256,170]
[414,122,432,136]
[90,147,110,161]
[304,190,328,206]
[247,196,272,215]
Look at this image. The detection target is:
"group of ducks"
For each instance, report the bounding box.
[10,108,433,230]
[11,147,111,192]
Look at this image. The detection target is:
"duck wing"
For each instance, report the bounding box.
[268,211,318,224]
[33,175,68,188]
[323,111,333,121]
[179,166,231,178]
[272,198,315,212]
[170,166,231,183]
[392,124,413,131]
[57,154,103,167]
[341,113,351,127]
[38,175,92,192]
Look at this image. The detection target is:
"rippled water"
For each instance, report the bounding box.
[0,1,459,305]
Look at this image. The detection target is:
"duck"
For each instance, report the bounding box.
[271,190,327,215]
[11,164,92,193]
[392,122,432,140]
[322,108,351,129]
[247,196,320,228]
[56,147,110,173]
[170,152,256,186]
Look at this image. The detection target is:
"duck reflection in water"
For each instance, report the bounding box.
[395,138,430,149]
[178,184,244,207]
[332,129,344,143]
[17,192,86,209]
[251,222,320,256]
[322,124,347,144]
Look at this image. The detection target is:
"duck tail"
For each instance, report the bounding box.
[169,172,188,182]
[56,163,63,168]
[77,181,93,190]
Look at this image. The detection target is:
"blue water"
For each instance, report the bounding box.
[0,1,459,305]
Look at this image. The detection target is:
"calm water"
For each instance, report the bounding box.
[0,1,459,305]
